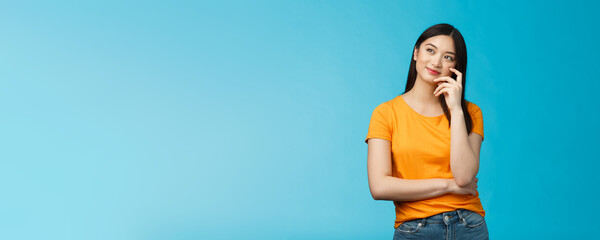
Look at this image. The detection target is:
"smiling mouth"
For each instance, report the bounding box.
[426,67,440,75]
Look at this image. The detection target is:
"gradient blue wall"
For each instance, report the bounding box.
[1,0,598,239]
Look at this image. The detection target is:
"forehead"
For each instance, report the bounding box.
[422,35,455,53]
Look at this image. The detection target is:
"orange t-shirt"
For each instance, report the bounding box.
[365,95,485,229]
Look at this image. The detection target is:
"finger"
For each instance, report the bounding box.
[433,76,456,84]
[433,84,446,95]
[434,88,450,97]
[434,88,445,97]
[438,83,454,88]
[433,83,453,95]
[449,67,463,86]
[435,84,457,96]
[434,76,460,88]
[433,85,444,95]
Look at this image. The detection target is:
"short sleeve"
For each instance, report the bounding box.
[468,102,484,141]
[365,103,393,144]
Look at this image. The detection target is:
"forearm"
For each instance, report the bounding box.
[372,176,451,202]
[450,109,478,186]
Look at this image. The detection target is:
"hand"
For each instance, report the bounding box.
[433,68,463,111]
[448,177,478,196]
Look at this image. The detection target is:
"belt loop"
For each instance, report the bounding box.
[420,217,427,227]
[456,209,465,220]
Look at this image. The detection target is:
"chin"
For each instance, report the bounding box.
[421,75,437,84]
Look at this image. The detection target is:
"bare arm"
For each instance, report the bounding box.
[367,138,453,201]
[449,109,483,187]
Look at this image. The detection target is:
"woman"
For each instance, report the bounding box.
[365,23,489,239]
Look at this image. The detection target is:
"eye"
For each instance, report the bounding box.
[426,49,434,53]
[445,55,454,61]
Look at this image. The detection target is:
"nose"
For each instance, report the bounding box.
[431,56,442,67]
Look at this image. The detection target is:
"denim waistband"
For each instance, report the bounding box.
[411,209,477,226]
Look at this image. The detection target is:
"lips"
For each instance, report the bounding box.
[426,67,440,75]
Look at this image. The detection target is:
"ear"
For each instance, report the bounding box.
[413,47,418,61]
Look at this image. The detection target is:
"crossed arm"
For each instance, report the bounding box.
[367,138,452,201]
[367,117,483,201]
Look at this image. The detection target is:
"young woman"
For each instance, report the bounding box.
[365,24,489,239]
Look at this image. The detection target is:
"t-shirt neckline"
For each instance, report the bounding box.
[399,95,445,119]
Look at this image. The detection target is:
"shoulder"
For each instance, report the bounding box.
[373,95,401,112]
[466,100,482,113]
[465,100,483,119]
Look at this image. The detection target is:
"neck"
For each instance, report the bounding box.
[404,75,440,105]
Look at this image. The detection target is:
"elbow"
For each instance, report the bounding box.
[370,186,382,200]
[455,176,473,188]
[371,192,380,201]
[369,182,386,200]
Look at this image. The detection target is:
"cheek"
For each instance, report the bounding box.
[443,65,456,76]
[416,54,429,68]
[444,68,452,76]
[415,58,424,69]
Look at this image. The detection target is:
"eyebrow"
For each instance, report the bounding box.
[425,43,456,55]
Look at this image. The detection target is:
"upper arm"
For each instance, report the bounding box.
[468,132,483,161]
[467,101,484,160]
[367,138,392,198]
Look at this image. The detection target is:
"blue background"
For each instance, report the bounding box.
[1,0,598,239]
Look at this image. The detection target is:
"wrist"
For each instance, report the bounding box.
[442,179,454,194]
[450,109,463,116]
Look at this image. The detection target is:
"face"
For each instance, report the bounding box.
[413,35,457,84]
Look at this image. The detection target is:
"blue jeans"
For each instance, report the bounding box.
[393,209,489,240]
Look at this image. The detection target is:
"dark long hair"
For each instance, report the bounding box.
[404,23,473,133]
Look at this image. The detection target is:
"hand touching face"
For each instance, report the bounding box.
[413,35,457,84]
[433,67,463,111]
